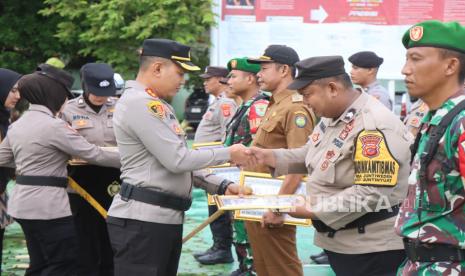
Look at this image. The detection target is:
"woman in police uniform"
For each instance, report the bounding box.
[61,63,120,276]
[0,70,120,275]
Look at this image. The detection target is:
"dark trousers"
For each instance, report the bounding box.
[69,194,114,276]
[0,227,4,272]
[16,216,79,276]
[325,249,406,276]
[107,216,183,276]
[208,203,232,244]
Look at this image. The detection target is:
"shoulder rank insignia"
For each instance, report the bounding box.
[147,100,166,119]
[353,130,399,186]
[342,108,356,123]
[292,93,303,102]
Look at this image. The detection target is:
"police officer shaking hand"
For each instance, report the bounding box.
[105,38,255,276]
[247,56,412,276]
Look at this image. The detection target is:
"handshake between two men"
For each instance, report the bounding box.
[226,145,309,228]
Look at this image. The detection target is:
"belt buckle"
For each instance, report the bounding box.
[120,183,134,202]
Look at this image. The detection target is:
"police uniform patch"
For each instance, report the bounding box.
[410,117,420,127]
[145,88,158,98]
[312,132,320,143]
[173,123,184,135]
[333,138,343,148]
[320,159,329,171]
[76,119,88,127]
[295,114,307,128]
[354,130,399,186]
[147,100,166,119]
[342,108,356,123]
[221,104,232,117]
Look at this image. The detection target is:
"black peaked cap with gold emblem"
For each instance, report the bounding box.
[141,38,200,71]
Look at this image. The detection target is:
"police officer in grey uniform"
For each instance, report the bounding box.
[195,66,237,143]
[0,71,120,275]
[61,63,119,276]
[349,51,392,110]
[106,38,254,276]
[251,56,410,276]
[193,66,237,264]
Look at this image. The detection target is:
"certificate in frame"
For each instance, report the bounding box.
[235,171,311,226]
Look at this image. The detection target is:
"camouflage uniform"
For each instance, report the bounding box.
[395,92,465,275]
[223,93,269,275]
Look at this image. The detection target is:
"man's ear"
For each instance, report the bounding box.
[150,60,164,78]
[327,81,339,98]
[445,57,460,78]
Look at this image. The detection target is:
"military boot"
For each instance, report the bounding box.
[195,239,233,265]
[310,251,329,264]
[193,244,215,259]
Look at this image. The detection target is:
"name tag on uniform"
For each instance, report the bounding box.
[353,130,399,186]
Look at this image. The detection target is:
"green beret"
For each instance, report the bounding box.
[227,57,260,73]
[402,20,465,54]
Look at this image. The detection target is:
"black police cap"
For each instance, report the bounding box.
[288,56,346,90]
[81,63,116,97]
[348,51,384,68]
[36,64,75,98]
[248,45,300,66]
[141,38,200,71]
[200,66,229,79]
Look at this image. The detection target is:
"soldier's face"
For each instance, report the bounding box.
[402,47,448,99]
[257,63,280,92]
[227,70,252,96]
[350,65,369,86]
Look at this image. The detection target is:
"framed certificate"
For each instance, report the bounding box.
[214,194,302,211]
[204,166,241,205]
[235,171,311,226]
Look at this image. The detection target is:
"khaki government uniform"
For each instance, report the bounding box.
[194,94,237,143]
[272,92,412,254]
[246,89,316,276]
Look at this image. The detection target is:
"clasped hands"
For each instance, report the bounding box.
[229,145,276,168]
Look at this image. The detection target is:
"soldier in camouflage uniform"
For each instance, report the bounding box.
[224,57,269,276]
[395,20,465,275]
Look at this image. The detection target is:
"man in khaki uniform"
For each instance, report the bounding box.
[195,66,237,143]
[243,45,315,276]
[251,56,411,276]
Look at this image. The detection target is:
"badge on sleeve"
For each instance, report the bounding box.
[353,130,399,186]
[147,100,166,119]
[221,104,232,117]
[294,112,308,128]
[253,103,268,117]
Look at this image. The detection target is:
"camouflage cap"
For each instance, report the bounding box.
[227,57,260,73]
[403,20,465,54]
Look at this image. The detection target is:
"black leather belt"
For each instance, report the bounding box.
[312,205,400,238]
[403,238,465,262]
[16,175,68,188]
[119,182,192,211]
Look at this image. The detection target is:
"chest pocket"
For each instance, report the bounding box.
[72,119,94,130]
[256,119,280,145]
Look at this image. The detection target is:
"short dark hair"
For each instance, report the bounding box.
[312,73,353,89]
[275,63,297,79]
[139,56,170,71]
[439,49,465,84]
